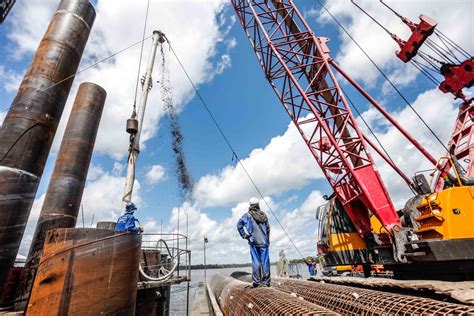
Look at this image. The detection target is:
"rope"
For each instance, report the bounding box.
[351,0,392,36]
[434,29,472,59]
[410,59,440,86]
[410,62,439,86]
[132,0,151,111]
[0,35,153,114]
[433,35,462,63]
[424,39,458,64]
[166,42,306,260]
[319,0,449,153]
[379,0,403,19]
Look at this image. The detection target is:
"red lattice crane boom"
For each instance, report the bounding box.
[231,0,402,238]
[231,1,448,260]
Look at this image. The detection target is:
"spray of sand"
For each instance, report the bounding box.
[159,45,194,201]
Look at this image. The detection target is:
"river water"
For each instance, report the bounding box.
[169,264,312,315]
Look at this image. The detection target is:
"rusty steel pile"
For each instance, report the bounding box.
[0,0,149,314]
[211,273,474,315]
[28,228,141,315]
[17,82,107,308]
[0,0,96,298]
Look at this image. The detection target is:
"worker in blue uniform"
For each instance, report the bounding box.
[115,202,142,234]
[237,197,271,287]
[305,257,317,277]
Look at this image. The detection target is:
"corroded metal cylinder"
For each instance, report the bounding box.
[96,221,117,230]
[209,274,337,315]
[16,83,106,307]
[28,228,141,315]
[0,0,95,296]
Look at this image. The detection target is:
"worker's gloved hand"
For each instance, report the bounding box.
[244,235,250,240]
[139,226,144,233]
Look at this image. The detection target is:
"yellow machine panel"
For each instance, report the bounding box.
[328,232,366,252]
[417,186,474,240]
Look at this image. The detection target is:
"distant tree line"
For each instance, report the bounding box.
[187,263,252,270]
[183,259,307,270]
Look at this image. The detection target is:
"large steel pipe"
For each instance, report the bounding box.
[0,0,95,296]
[27,228,141,315]
[209,274,337,315]
[16,83,106,308]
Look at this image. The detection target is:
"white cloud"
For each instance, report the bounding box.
[0,66,22,94]
[193,120,324,207]
[81,165,142,224]
[193,86,458,213]
[315,0,473,86]
[3,0,235,160]
[6,1,57,60]
[144,192,323,265]
[270,191,324,254]
[145,164,166,185]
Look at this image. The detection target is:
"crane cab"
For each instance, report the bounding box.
[316,199,369,267]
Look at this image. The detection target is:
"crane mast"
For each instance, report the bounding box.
[231,0,402,240]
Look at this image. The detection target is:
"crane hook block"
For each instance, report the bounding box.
[126,117,139,134]
[395,15,437,63]
[439,58,474,99]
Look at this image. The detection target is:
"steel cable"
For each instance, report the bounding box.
[0,35,153,114]
[320,0,449,154]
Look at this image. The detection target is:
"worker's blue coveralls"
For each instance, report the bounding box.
[115,211,140,234]
[306,261,316,276]
[237,212,271,286]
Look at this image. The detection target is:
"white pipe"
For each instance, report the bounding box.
[122,31,163,204]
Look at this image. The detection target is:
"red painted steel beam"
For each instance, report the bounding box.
[232,0,400,235]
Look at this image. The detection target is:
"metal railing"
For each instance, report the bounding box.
[139,233,191,283]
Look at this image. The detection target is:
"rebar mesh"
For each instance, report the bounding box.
[209,274,338,315]
[272,277,474,315]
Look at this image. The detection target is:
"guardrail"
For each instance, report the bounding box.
[139,233,191,284]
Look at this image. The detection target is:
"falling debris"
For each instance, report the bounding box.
[159,45,194,200]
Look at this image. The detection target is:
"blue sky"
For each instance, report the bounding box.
[1,0,471,263]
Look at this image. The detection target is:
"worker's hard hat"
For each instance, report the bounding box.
[125,202,137,212]
[249,197,259,206]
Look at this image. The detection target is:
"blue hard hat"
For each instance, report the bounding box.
[125,202,137,212]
